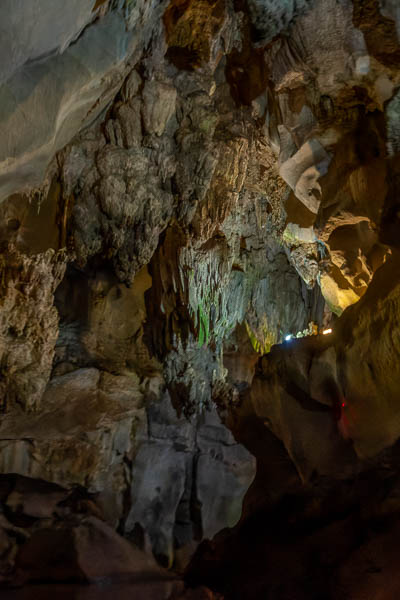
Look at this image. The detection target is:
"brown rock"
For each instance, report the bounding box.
[16,517,169,584]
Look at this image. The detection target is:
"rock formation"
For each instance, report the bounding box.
[0,0,399,598]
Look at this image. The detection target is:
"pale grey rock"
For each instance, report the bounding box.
[121,70,143,102]
[127,440,188,567]
[0,360,255,567]
[0,10,135,202]
[286,242,319,288]
[387,88,400,156]
[164,341,225,415]
[142,80,177,137]
[288,0,368,97]
[279,139,331,213]
[115,100,143,147]
[196,408,255,539]
[0,0,96,86]
[71,142,175,281]
[247,0,314,44]
[125,392,255,567]
[0,368,146,497]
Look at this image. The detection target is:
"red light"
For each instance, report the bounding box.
[341,402,345,408]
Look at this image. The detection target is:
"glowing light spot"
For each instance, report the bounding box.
[322,328,332,335]
[341,402,345,408]
[285,335,293,341]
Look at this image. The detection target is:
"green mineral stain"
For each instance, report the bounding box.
[245,321,274,355]
[198,303,210,347]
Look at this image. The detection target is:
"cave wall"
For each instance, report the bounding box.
[0,0,399,596]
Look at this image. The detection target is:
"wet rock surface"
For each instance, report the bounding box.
[0,0,399,598]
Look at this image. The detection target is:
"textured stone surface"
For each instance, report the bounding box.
[0,248,66,411]
[16,516,168,583]
[0,0,399,597]
[0,0,170,202]
[239,253,400,470]
[0,0,96,86]
[125,393,254,568]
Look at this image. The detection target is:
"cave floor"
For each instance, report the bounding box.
[1,580,184,600]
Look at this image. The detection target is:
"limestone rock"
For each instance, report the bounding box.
[0,10,135,202]
[0,0,97,86]
[0,0,400,595]
[163,0,226,71]
[334,522,400,600]
[240,253,400,482]
[16,516,170,583]
[0,248,66,411]
[142,80,177,137]
[0,368,145,501]
[125,392,255,569]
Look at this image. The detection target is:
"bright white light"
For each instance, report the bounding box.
[285,335,292,341]
[322,328,332,335]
